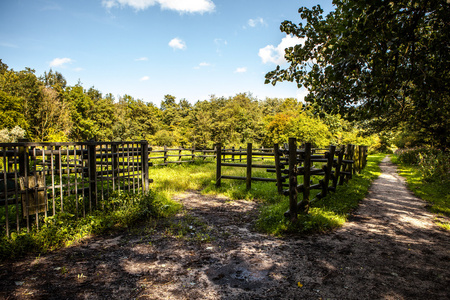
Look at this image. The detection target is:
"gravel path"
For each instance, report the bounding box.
[1,156,449,299]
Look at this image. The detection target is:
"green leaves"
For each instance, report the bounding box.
[266,0,450,148]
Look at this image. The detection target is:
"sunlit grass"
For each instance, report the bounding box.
[255,154,384,235]
[391,155,450,231]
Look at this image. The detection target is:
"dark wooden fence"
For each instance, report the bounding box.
[276,138,368,221]
[0,141,150,236]
[215,143,278,190]
[1,139,368,236]
[215,139,368,221]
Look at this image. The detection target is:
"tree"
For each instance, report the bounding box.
[265,0,450,148]
[64,84,97,141]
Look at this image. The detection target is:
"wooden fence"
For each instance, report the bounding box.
[276,138,368,221]
[215,139,368,221]
[0,141,150,236]
[1,139,368,236]
[149,146,216,166]
[215,143,278,190]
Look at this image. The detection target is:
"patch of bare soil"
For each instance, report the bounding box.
[1,156,449,299]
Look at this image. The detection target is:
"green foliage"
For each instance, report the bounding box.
[266,0,450,149]
[0,60,387,149]
[395,148,450,184]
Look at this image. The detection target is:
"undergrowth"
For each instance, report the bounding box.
[0,191,181,260]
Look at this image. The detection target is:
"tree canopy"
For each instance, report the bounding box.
[0,59,380,149]
[265,0,450,149]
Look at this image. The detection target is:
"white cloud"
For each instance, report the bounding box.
[140,76,150,81]
[135,57,148,61]
[102,0,215,13]
[258,35,305,65]
[49,57,73,67]
[169,37,187,50]
[214,38,227,54]
[74,67,84,72]
[235,67,247,73]
[194,62,211,69]
[296,87,309,103]
[248,17,265,27]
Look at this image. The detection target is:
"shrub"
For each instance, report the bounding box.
[395,148,449,184]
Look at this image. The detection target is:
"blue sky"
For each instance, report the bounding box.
[0,0,334,107]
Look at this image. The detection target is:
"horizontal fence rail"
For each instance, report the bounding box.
[215,143,279,190]
[1,141,150,236]
[148,146,216,166]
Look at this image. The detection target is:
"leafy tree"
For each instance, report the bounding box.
[40,69,67,89]
[265,0,450,148]
[64,84,97,141]
[34,87,71,142]
[0,67,44,138]
[0,90,27,130]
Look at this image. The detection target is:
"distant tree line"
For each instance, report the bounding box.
[0,59,394,150]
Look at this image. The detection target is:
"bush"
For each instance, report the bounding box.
[395,148,449,184]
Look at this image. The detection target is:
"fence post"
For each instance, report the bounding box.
[362,146,368,169]
[288,138,298,221]
[163,145,167,165]
[334,145,345,187]
[273,143,283,195]
[18,138,29,178]
[349,144,355,177]
[321,145,336,198]
[141,141,149,193]
[87,143,97,212]
[112,143,119,191]
[246,143,252,190]
[191,145,195,162]
[302,142,311,213]
[231,146,235,162]
[215,143,222,187]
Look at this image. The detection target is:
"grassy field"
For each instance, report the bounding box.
[148,155,385,235]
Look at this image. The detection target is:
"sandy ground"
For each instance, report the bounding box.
[1,156,449,299]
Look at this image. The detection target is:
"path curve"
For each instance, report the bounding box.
[1,156,449,299]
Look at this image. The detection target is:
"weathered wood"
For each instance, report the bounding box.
[288,138,298,221]
[216,143,222,187]
[321,145,336,198]
[274,144,283,195]
[141,141,149,193]
[246,143,252,190]
[302,142,312,213]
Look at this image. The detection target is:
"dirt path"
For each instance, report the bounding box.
[1,156,449,299]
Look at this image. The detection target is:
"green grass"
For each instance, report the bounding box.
[148,155,385,236]
[254,154,385,235]
[391,155,450,231]
[0,190,181,260]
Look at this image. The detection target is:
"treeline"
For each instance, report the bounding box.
[0,60,379,149]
